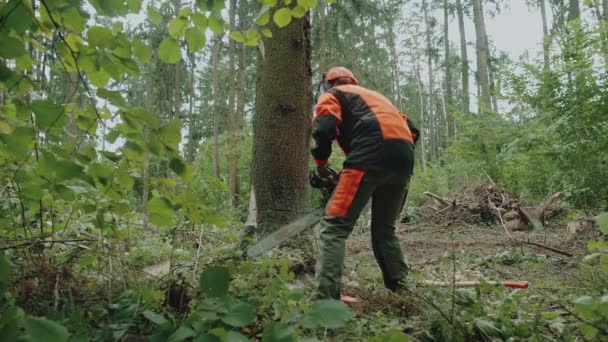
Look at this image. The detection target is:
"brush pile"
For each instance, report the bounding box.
[416,183,564,231]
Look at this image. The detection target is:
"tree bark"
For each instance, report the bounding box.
[252,8,312,236]
[456,0,470,113]
[485,38,499,112]
[411,47,427,172]
[472,0,492,112]
[388,16,401,108]
[568,0,580,21]
[234,0,248,208]
[142,0,155,231]
[540,0,550,69]
[443,0,454,141]
[318,1,327,72]
[422,0,437,161]
[228,0,238,207]
[187,54,195,162]
[212,37,221,178]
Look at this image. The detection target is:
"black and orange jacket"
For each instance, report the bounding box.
[312,85,419,175]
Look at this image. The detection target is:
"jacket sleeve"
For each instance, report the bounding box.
[311,92,342,166]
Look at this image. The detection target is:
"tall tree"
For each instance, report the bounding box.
[422,0,437,160]
[212,37,221,178]
[443,0,455,140]
[472,0,492,111]
[252,7,312,235]
[234,0,248,208]
[456,0,470,113]
[540,0,550,69]
[227,0,238,207]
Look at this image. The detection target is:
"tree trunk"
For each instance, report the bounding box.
[234,0,248,208]
[228,0,238,207]
[212,37,221,178]
[252,8,312,236]
[318,1,327,72]
[485,38,499,112]
[456,0,470,113]
[64,72,79,146]
[143,0,155,231]
[422,0,437,161]
[540,0,550,69]
[411,47,427,172]
[568,0,580,21]
[187,54,195,162]
[472,0,492,112]
[443,0,454,141]
[388,17,401,108]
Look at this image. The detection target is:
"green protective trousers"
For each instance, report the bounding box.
[314,169,410,299]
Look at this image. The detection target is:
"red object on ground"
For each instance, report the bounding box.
[340,294,359,304]
[502,281,529,289]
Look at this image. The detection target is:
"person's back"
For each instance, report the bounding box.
[316,84,416,175]
[311,67,418,300]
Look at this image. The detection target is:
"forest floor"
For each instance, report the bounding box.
[330,219,592,339]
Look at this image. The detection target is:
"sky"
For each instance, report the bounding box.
[448,0,547,61]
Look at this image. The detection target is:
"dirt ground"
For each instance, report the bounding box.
[342,220,590,301]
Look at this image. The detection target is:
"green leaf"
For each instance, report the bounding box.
[147,195,175,227]
[261,322,295,342]
[229,31,246,43]
[191,12,208,28]
[196,0,225,11]
[61,7,88,33]
[597,212,608,234]
[261,28,273,38]
[159,119,182,150]
[0,255,11,294]
[1,126,35,158]
[199,266,231,298]
[147,5,163,26]
[143,310,168,325]
[168,17,188,39]
[56,161,84,182]
[226,331,249,342]
[88,162,114,187]
[260,0,278,6]
[128,0,143,12]
[87,26,113,47]
[167,326,194,342]
[303,299,353,329]
[1,0,36,34]
[209,15,225,34]
[24,316,69,342]
[368,330,410,342]
[179,7,192,17]
[186,27,207,53]
[89,69,110,87]
[132,39,151,63]
[158,38,181,64]
[273,8,293,28]
[97,88,127,106]
[32,100,64,130]
[254,10,271,26]
[291,6,307,19]
[0,35,26,58]
[221,302,255,327]
[169,157,192,181]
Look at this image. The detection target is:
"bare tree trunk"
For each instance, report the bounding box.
[485,39,499,112]
[422,0,437,161]
[64,72,79,145]
[472,0,492,112]
[252,8,312,236]
[187,54,195,162]
[443,0,454,141]
[456,0,470,114]
[212,37,221,178]
[142,0,155,231]
[228,0,238,207]
[438,74,449,151]
[319,1,327,72]
[540,0,550,69]
[568,0,580,21]
[234,0,248,208]
[411,48,427,172]
[388,18,401,108]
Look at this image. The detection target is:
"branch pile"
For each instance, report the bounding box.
[417,184,564,231]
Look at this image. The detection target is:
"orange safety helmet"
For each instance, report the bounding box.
[324,67,358,85]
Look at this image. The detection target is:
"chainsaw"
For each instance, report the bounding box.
[246,167,339,257]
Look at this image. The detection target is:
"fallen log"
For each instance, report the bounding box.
[423,192,452,207]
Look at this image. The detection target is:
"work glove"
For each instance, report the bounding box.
[310,165,338,189]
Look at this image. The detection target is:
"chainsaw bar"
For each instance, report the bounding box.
[246,208,325,257]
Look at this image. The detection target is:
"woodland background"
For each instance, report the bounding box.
[0,0,607,341]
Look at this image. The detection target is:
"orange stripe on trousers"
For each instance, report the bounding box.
[326,169,366,217]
